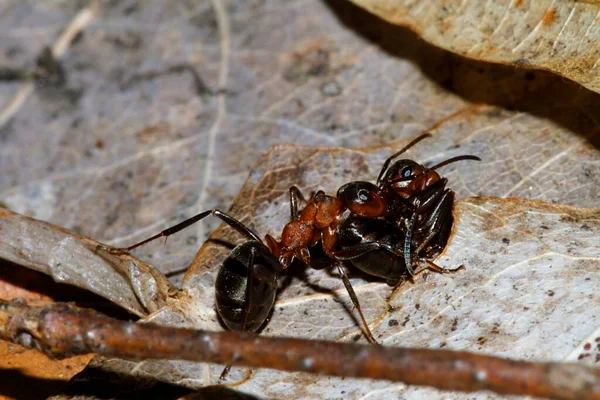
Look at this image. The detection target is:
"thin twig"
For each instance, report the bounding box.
[0,299,598,400]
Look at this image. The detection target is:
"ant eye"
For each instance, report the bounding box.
[402,167,412,178]
[358,189,370,202]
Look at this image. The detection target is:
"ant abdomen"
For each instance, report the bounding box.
[335,217,408,286]
[215,241,280,332]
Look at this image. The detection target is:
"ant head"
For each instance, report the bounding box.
[379,159,439,198]
[379,160,430,186]
[337,181,387,217]
[379,154,481,198]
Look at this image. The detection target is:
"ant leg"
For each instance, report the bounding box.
[403,213,417,277]
[415,230,437,255]
[124,209,262,251]
[289,186,308,221]
[220,246,257,380]
[413,190,454,256]
[425,260,465,274]
[327,241,404,260]
[336,263,378,344]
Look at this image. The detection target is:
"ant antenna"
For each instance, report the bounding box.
[430,155,481,171]
[377,133,432,185]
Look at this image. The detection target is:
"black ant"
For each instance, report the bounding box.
[117,134,480,378]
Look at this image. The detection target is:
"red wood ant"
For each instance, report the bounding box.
[119,134,480,377]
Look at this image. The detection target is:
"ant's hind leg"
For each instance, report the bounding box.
[336,263,378,345]
[120,209,262,252]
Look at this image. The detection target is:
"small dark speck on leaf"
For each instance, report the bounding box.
[5,46,22,58]
[109,31,142,49]
[547,290,555,297]
[502,238,510,245]
[320,80,342,97]
[541,225,549,230]
[353,335,361,342]
[388,319,399,327]
[123,3,139,15]
[451,318,458,332]
[580,224,591,231]
[415,303,420,310]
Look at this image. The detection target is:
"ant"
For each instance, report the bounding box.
[120,192,382,379]
[117,134,480,378]
[336,133,480,276]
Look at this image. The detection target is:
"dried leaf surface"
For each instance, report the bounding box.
[349,0,600,94]
[0,207,174,317]
[170,145,599,399]
[0,0,599,399]
[63,142,600,398]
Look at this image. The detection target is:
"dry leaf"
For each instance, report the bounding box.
[349,0,600,94]
[0,207,174,317]
[44,144,599,399]
[0,0,599,399]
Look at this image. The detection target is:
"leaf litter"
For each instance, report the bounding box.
[0,0,599,399]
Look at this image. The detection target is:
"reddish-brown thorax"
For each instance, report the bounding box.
[265,193,345,268]
[391,169,441,199]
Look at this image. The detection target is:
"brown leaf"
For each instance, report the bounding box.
[349,0,600,94]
